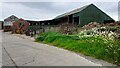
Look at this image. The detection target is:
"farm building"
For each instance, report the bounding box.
[26,19,52,31]
[2,3,115,35]
[26,20,52,36]
[12,18,29,34]
[54,4,115,27]
[26,20,41,31]
[24,3,115,35]
[3,15,19,32]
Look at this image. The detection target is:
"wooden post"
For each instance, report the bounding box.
[72,17,74,24]
[67,16,69,24]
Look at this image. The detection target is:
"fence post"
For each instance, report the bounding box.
[42,23,45,32]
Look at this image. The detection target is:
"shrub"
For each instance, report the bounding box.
[35,32,61,42]
[106,35,120,65]
[79,30,96,37]
[35,32,49,41]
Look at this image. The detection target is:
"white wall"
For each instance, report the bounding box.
[3,21,15,26]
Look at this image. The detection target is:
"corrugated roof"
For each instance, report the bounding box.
[55,4,92,19]
[4,15,19,21]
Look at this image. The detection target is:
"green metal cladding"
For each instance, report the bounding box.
[55,4,114,27]
[77,4,114,27]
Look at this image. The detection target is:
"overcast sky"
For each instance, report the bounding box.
[0,0,119,21]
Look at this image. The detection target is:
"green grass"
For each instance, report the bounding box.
[35,31,120,65]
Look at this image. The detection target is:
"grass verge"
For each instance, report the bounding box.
[35,31,120,65]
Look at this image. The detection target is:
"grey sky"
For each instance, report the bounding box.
[1,2,119,21]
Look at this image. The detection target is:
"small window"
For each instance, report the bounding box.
[19,22,24,27]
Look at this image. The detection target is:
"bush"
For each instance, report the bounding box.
[106,35,120,65]
[35,32,49,41]
[79,30,96,37]
[35,32,61,42]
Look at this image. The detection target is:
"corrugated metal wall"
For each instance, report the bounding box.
[77,4,114,27]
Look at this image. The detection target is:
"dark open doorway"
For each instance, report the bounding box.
[68,15,73,23]
[74,16,79,25]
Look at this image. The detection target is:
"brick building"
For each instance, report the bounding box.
[12,18,29,34]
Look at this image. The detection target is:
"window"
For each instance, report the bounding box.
[19,22,24,27]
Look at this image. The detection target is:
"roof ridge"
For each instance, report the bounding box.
[4,15,19,20]
[55,3,93,19]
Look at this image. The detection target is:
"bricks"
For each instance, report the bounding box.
[12,18,29,34]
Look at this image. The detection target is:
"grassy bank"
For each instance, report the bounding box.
[35,32,120,65]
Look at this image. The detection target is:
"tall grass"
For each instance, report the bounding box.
[35,31,120,65]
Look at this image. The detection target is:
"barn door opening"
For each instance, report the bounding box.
[68,15,73,23]
[74,16,79,25]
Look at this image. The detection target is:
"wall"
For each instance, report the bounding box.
[79,4,114,27]
[12,19,29,34]
[3,26,12,32]
[3,21,15,26]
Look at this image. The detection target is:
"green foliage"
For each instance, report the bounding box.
[106,35,120,65]
[36,31,120,65]
[106,26,120,33]
[35,32,48,41]
[79,30,95,36]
